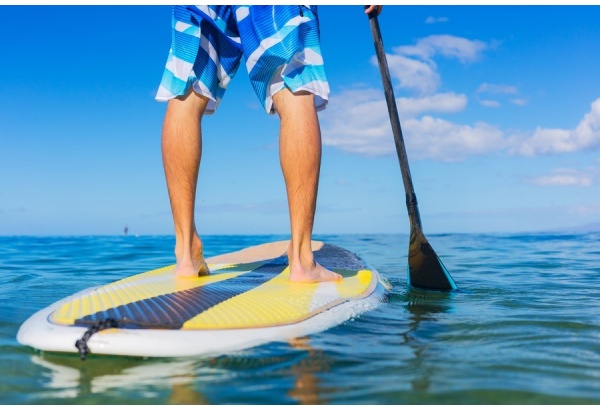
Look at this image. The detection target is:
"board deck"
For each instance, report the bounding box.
[17,240,388,358]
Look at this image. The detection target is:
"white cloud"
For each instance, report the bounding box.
[321,37,516,161]
[477,83,518,94]
[510,98,600,156]
[322,93,600,161]
[322,32,599,162]
[479,99,501,108]
[510,98,528,106]
[323,87,466,122]
[478,83,526,107]
[394,35,487,64]
[425,16,449,24]
[403,116,504,161]
[320,88,393,156]
[321,88,501,161]
[398,92,467,117]
[527,168,596,187]
[376,53,440,95]
[373,35,488,96]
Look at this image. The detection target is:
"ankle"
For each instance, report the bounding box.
[175,234,204,261]
[289,249,315,270]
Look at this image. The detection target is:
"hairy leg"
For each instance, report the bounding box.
[161,89,210,277]
[273,88,342,283]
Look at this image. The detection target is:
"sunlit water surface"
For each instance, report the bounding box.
[1,233,599,404]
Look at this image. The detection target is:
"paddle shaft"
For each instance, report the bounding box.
[366,11,423,234]
[366,9,457,290]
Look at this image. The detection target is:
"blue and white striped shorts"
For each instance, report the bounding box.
[155,5,330,115]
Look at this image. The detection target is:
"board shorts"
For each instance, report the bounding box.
[155,5,330,115]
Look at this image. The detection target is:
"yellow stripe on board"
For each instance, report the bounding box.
[49,262,265,325]
[182,268,375,330]
[336,269,373,299]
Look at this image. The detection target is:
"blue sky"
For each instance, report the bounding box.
[1,5,600,236]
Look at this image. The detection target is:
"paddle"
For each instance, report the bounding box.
[365,8,457,291]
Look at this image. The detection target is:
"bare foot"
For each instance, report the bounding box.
[287,246,342,283]
[174,236,210,277]
[289,261,343,283]
[174,257,209,278]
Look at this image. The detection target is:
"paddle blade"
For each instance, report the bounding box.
[407,228,457,291]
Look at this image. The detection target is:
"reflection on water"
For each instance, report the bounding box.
[287,336,331,405]
[403,289,455,394]
[32,354,203,402]
[31,335,333,405]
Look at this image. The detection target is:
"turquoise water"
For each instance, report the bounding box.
[2,233,600,404]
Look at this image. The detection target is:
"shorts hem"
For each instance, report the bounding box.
[266,86,330,115]
[154,80,219,116]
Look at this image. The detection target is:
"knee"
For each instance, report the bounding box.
[167,89,210,121]
[273,88,316,119]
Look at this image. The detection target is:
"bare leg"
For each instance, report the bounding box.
[273,89,342,283]
[161,89,210,277]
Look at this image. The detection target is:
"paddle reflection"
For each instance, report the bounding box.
[402,288,455,393]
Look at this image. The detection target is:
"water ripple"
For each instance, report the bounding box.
[1,233,600,404]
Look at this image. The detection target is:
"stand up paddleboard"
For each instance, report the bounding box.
[17,241,389,358]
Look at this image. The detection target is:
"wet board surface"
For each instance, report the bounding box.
[17,240,388,358]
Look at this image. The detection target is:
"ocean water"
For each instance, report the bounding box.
[1,232,599,405]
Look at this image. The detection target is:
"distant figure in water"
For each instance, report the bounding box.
[124,225,129,236]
